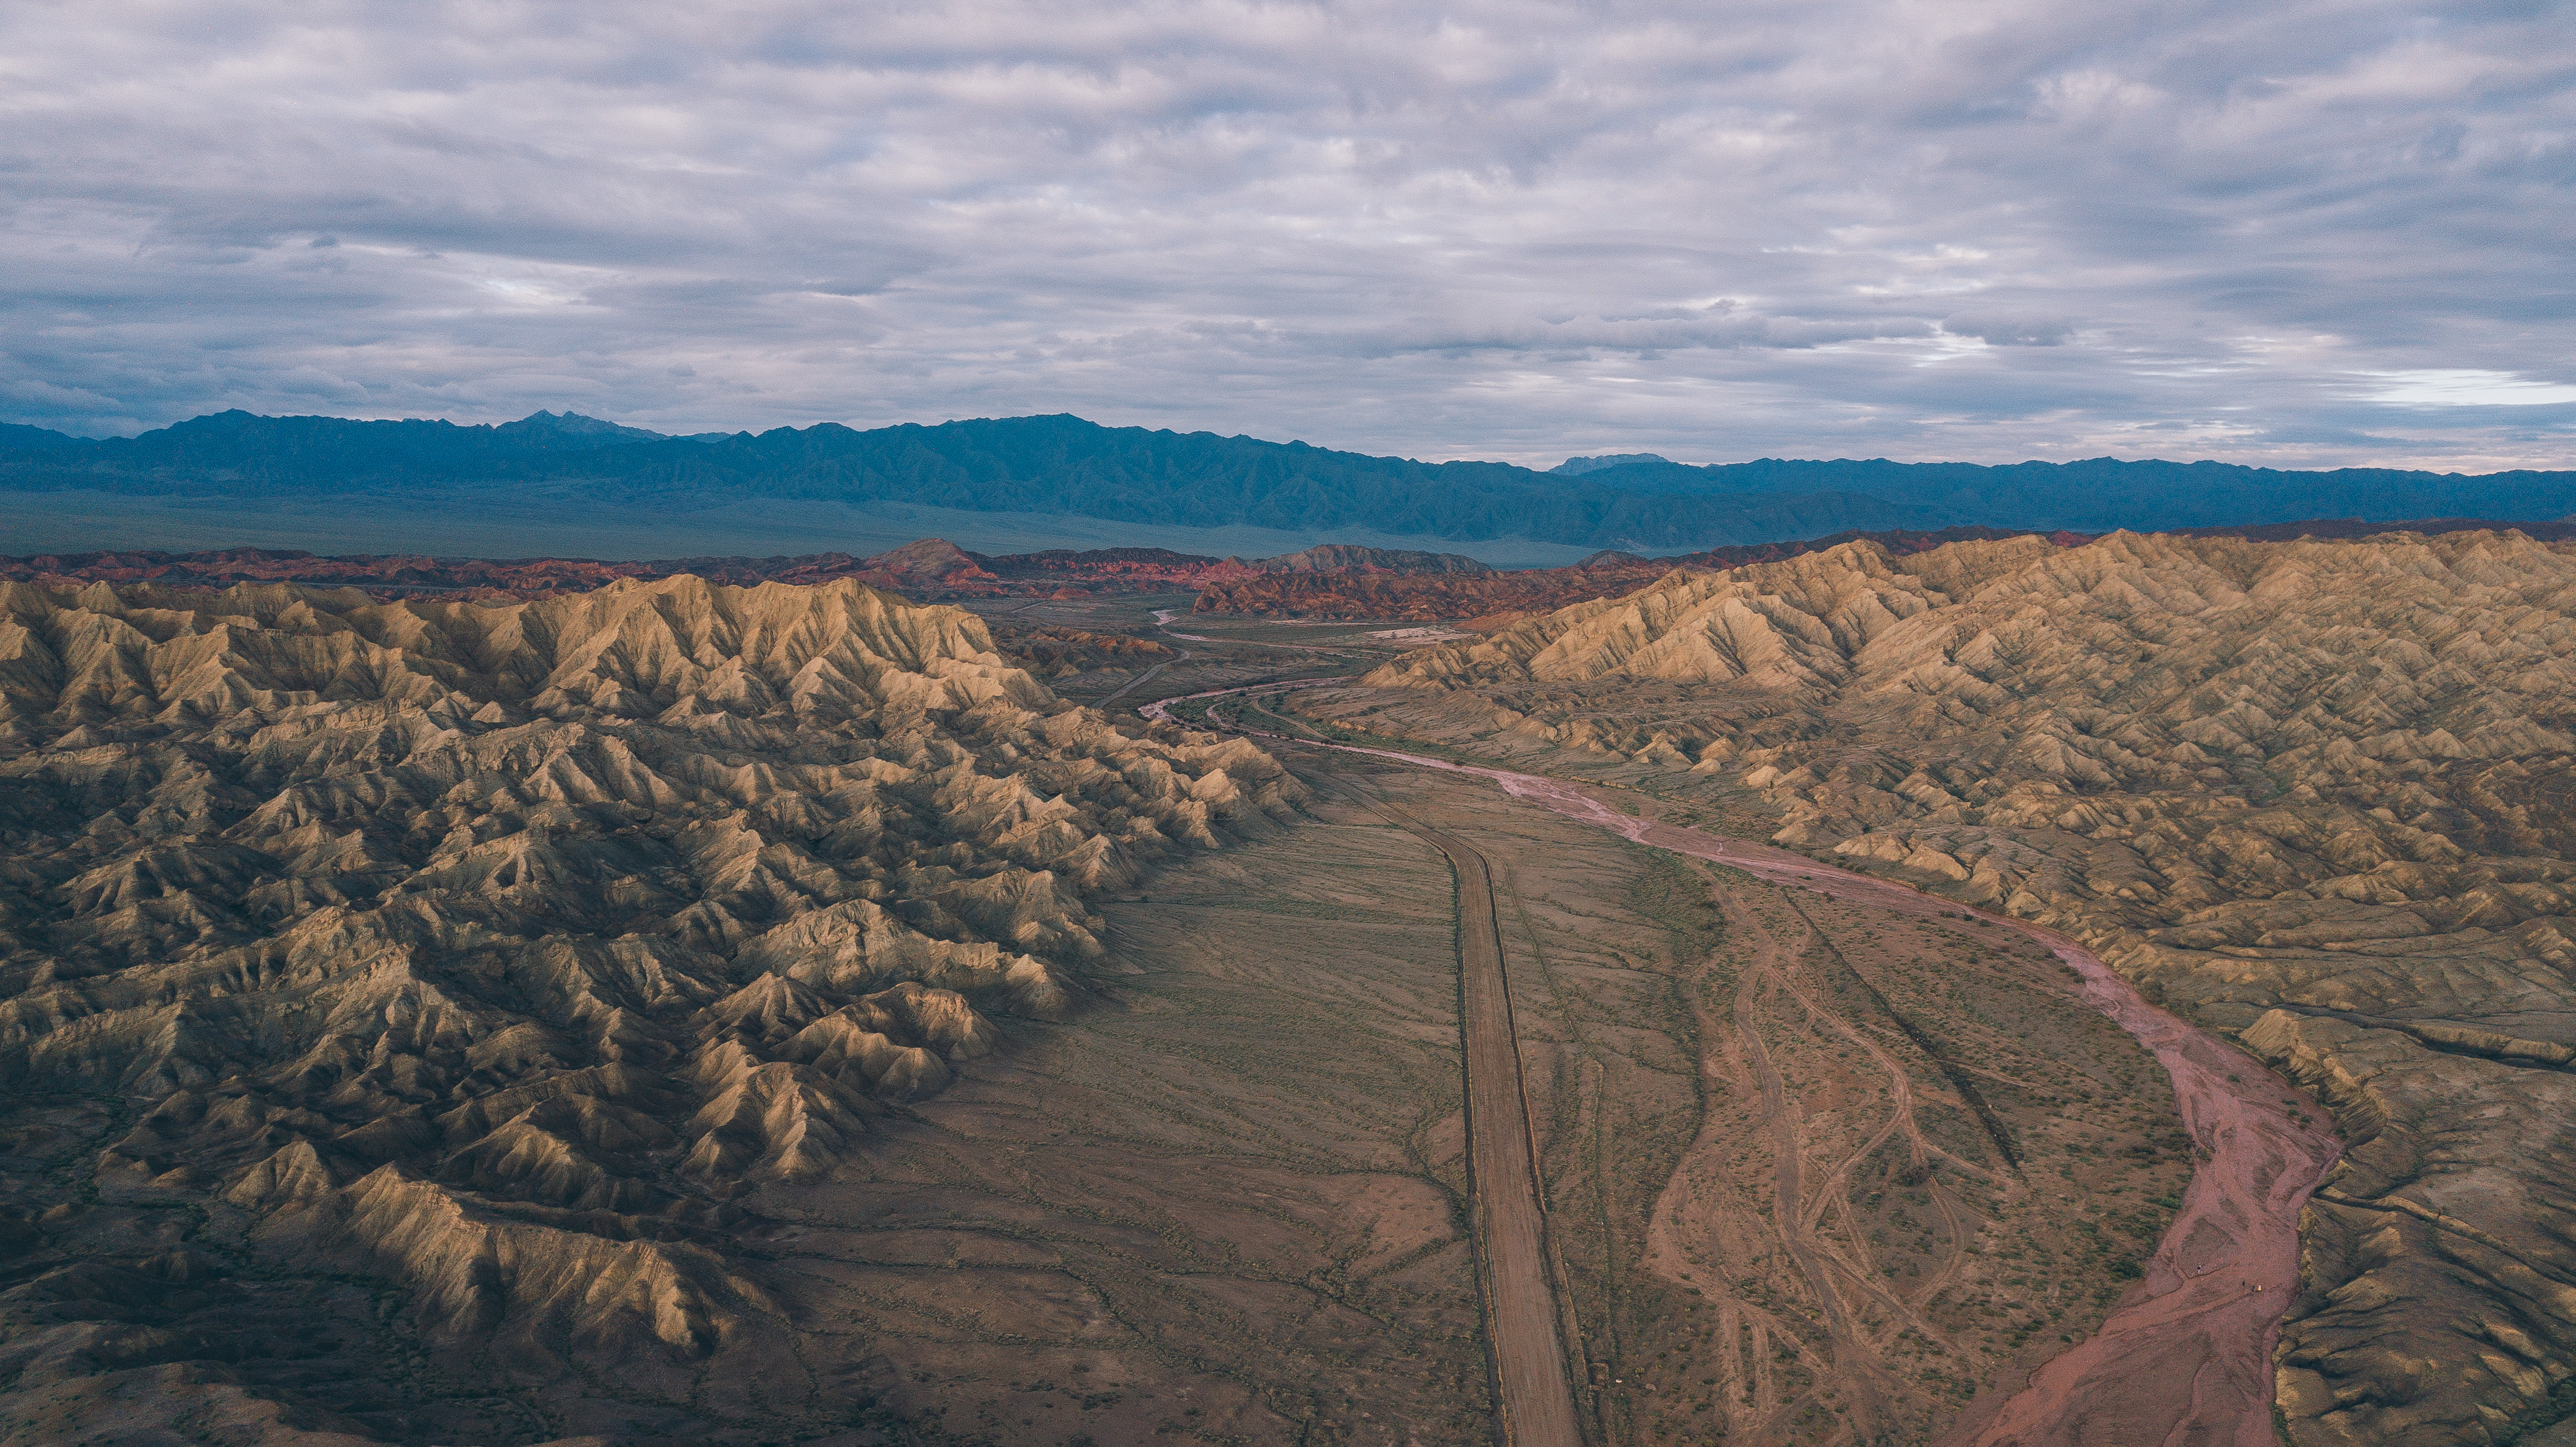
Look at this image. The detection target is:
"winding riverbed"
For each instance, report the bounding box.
[1150,682,2344,1446]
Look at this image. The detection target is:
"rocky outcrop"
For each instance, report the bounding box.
[1195,564,1663,624]
[0,539,1215,603]
[1348,528,2576,1446]
[1197,522,2576,626]
[983,620,1177,678]
[1195,525,2083,623]
[0,535,1487,608]
[0,573,1301,1437]
[1249,543,1491,574]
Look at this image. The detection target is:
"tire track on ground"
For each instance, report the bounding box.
[1302,770,1586,1447]
[1165,682,2341,1447]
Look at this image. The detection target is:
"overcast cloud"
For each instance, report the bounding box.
[1,0,2570,467]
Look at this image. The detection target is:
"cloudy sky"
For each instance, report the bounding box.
[3,0,2570,467]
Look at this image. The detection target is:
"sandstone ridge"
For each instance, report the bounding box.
[0,573,1300,1440]
[1340,528,2576,1447]
[1194,525,2085,624]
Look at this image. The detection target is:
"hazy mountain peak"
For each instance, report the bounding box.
[1551,452,1674,475]
[491,409,669,446]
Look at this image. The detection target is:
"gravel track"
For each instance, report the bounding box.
[1302,770,1587,1447]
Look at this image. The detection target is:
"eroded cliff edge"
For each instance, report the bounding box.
[1329,528,2576,1447]
[0,574,1300,1442]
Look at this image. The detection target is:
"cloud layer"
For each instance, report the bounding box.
[3,0,2570,467]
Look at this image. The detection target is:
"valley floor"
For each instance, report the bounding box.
[1,678,2207,1447]
[768,748,2214,1447]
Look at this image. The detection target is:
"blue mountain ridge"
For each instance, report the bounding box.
[4,410,2567,550]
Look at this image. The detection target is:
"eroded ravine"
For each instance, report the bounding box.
[1164,683,2343,1446]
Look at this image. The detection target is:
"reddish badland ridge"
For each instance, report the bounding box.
[5,518,2560,617]
[0,538,1215,601]
[0,537,1487,601]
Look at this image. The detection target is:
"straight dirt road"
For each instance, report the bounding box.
[1310,773,1587,1447]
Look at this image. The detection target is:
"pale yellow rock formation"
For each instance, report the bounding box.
[0,573,1302,1439]
[1355,529,2576,1446]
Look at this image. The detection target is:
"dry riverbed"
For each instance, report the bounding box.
[1172,682,2341,1444]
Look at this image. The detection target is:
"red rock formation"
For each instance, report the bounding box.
[0,538,1270,602]
[0,539,1239,601]
[1248,543,1489,574]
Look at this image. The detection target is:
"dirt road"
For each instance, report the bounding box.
[1308,773,1587,1447]
[1168,682,2342,1446]
[1344,748,2343,1447]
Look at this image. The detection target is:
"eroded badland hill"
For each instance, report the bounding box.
[0,575,1331,1443]
[15,529,2576,1447]
[1306,527,2576,1446]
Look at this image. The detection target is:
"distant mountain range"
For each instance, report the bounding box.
[5,409,2570,550]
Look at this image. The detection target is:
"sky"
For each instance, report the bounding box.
[2,0,2571,469]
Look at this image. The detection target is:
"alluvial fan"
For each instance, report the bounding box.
[0,574,1300,1443]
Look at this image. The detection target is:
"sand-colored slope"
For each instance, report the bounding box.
[1340,528,2576,1446]
[0,573,1301,1442]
